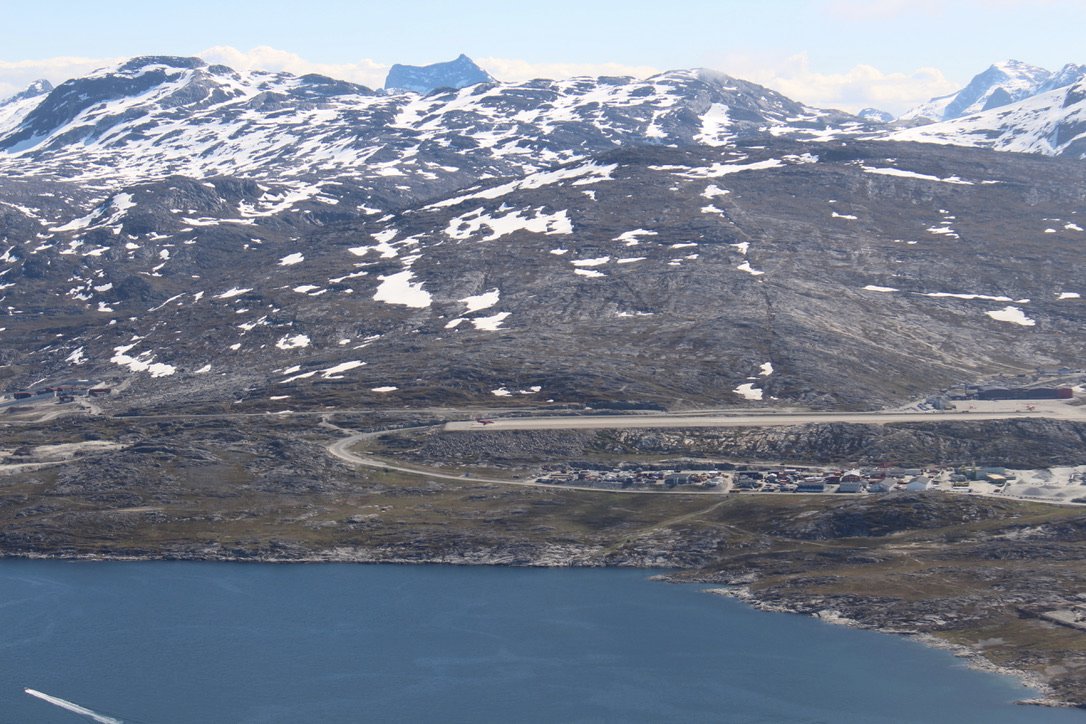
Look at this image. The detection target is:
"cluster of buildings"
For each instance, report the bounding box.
[3,385,111,404]
[956,386,1074,401]
[944,369,1082,402]
[1030,597,1086,633]
[535,463,1021,495]
[727,465,1017,494]
[922,381,1080,410]
[536,466,726,490]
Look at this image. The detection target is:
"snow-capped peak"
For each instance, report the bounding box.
[902,59,1053,122]
[0,79,56,139]
[0,79,53,106]
[890,74,1086,158]
[1038,63,1086,94]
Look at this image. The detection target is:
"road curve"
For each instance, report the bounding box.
[324,426,725,496]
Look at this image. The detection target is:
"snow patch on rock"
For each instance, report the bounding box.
[472,311,510,331]
[986,306,1035,326]
[460,288,500,313]
[373,269,432,308]
[276,334,311,350]
[734,383,763,401]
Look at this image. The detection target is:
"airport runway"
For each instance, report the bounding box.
[443,401,1084,432]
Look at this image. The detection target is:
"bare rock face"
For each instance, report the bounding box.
[384,54,495,94]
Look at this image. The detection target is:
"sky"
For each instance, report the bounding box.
[1,0,1084,115]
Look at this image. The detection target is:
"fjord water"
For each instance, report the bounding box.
[1,562,1081,723]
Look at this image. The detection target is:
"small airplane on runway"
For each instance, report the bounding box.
[476,418,495,425]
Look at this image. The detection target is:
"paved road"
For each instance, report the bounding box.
[0,460,68,476]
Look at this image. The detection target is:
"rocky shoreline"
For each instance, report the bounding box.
[700,584,1075,710]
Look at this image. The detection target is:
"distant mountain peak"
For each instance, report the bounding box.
[115,55,208,74]
[890,74,1086,158]
[991,58,1042,73]
[902,59,1060,122]
[384,54,495,94]
[1039,62,1086,94]
[1,79,53,106]
[858,107,894,123]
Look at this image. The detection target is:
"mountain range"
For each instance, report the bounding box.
[892,61,1086,157]
[0,55,1082,413]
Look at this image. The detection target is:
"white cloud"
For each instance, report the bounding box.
[475,57,659,83]
[0,56,118,100]
[198,46,389,89]
[710,53,958,116]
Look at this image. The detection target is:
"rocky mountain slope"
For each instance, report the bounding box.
[0,56,1083,412]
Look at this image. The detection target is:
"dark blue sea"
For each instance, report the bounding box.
[0,561,1081,723]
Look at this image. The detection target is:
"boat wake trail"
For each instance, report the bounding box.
[24,688,124,723]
